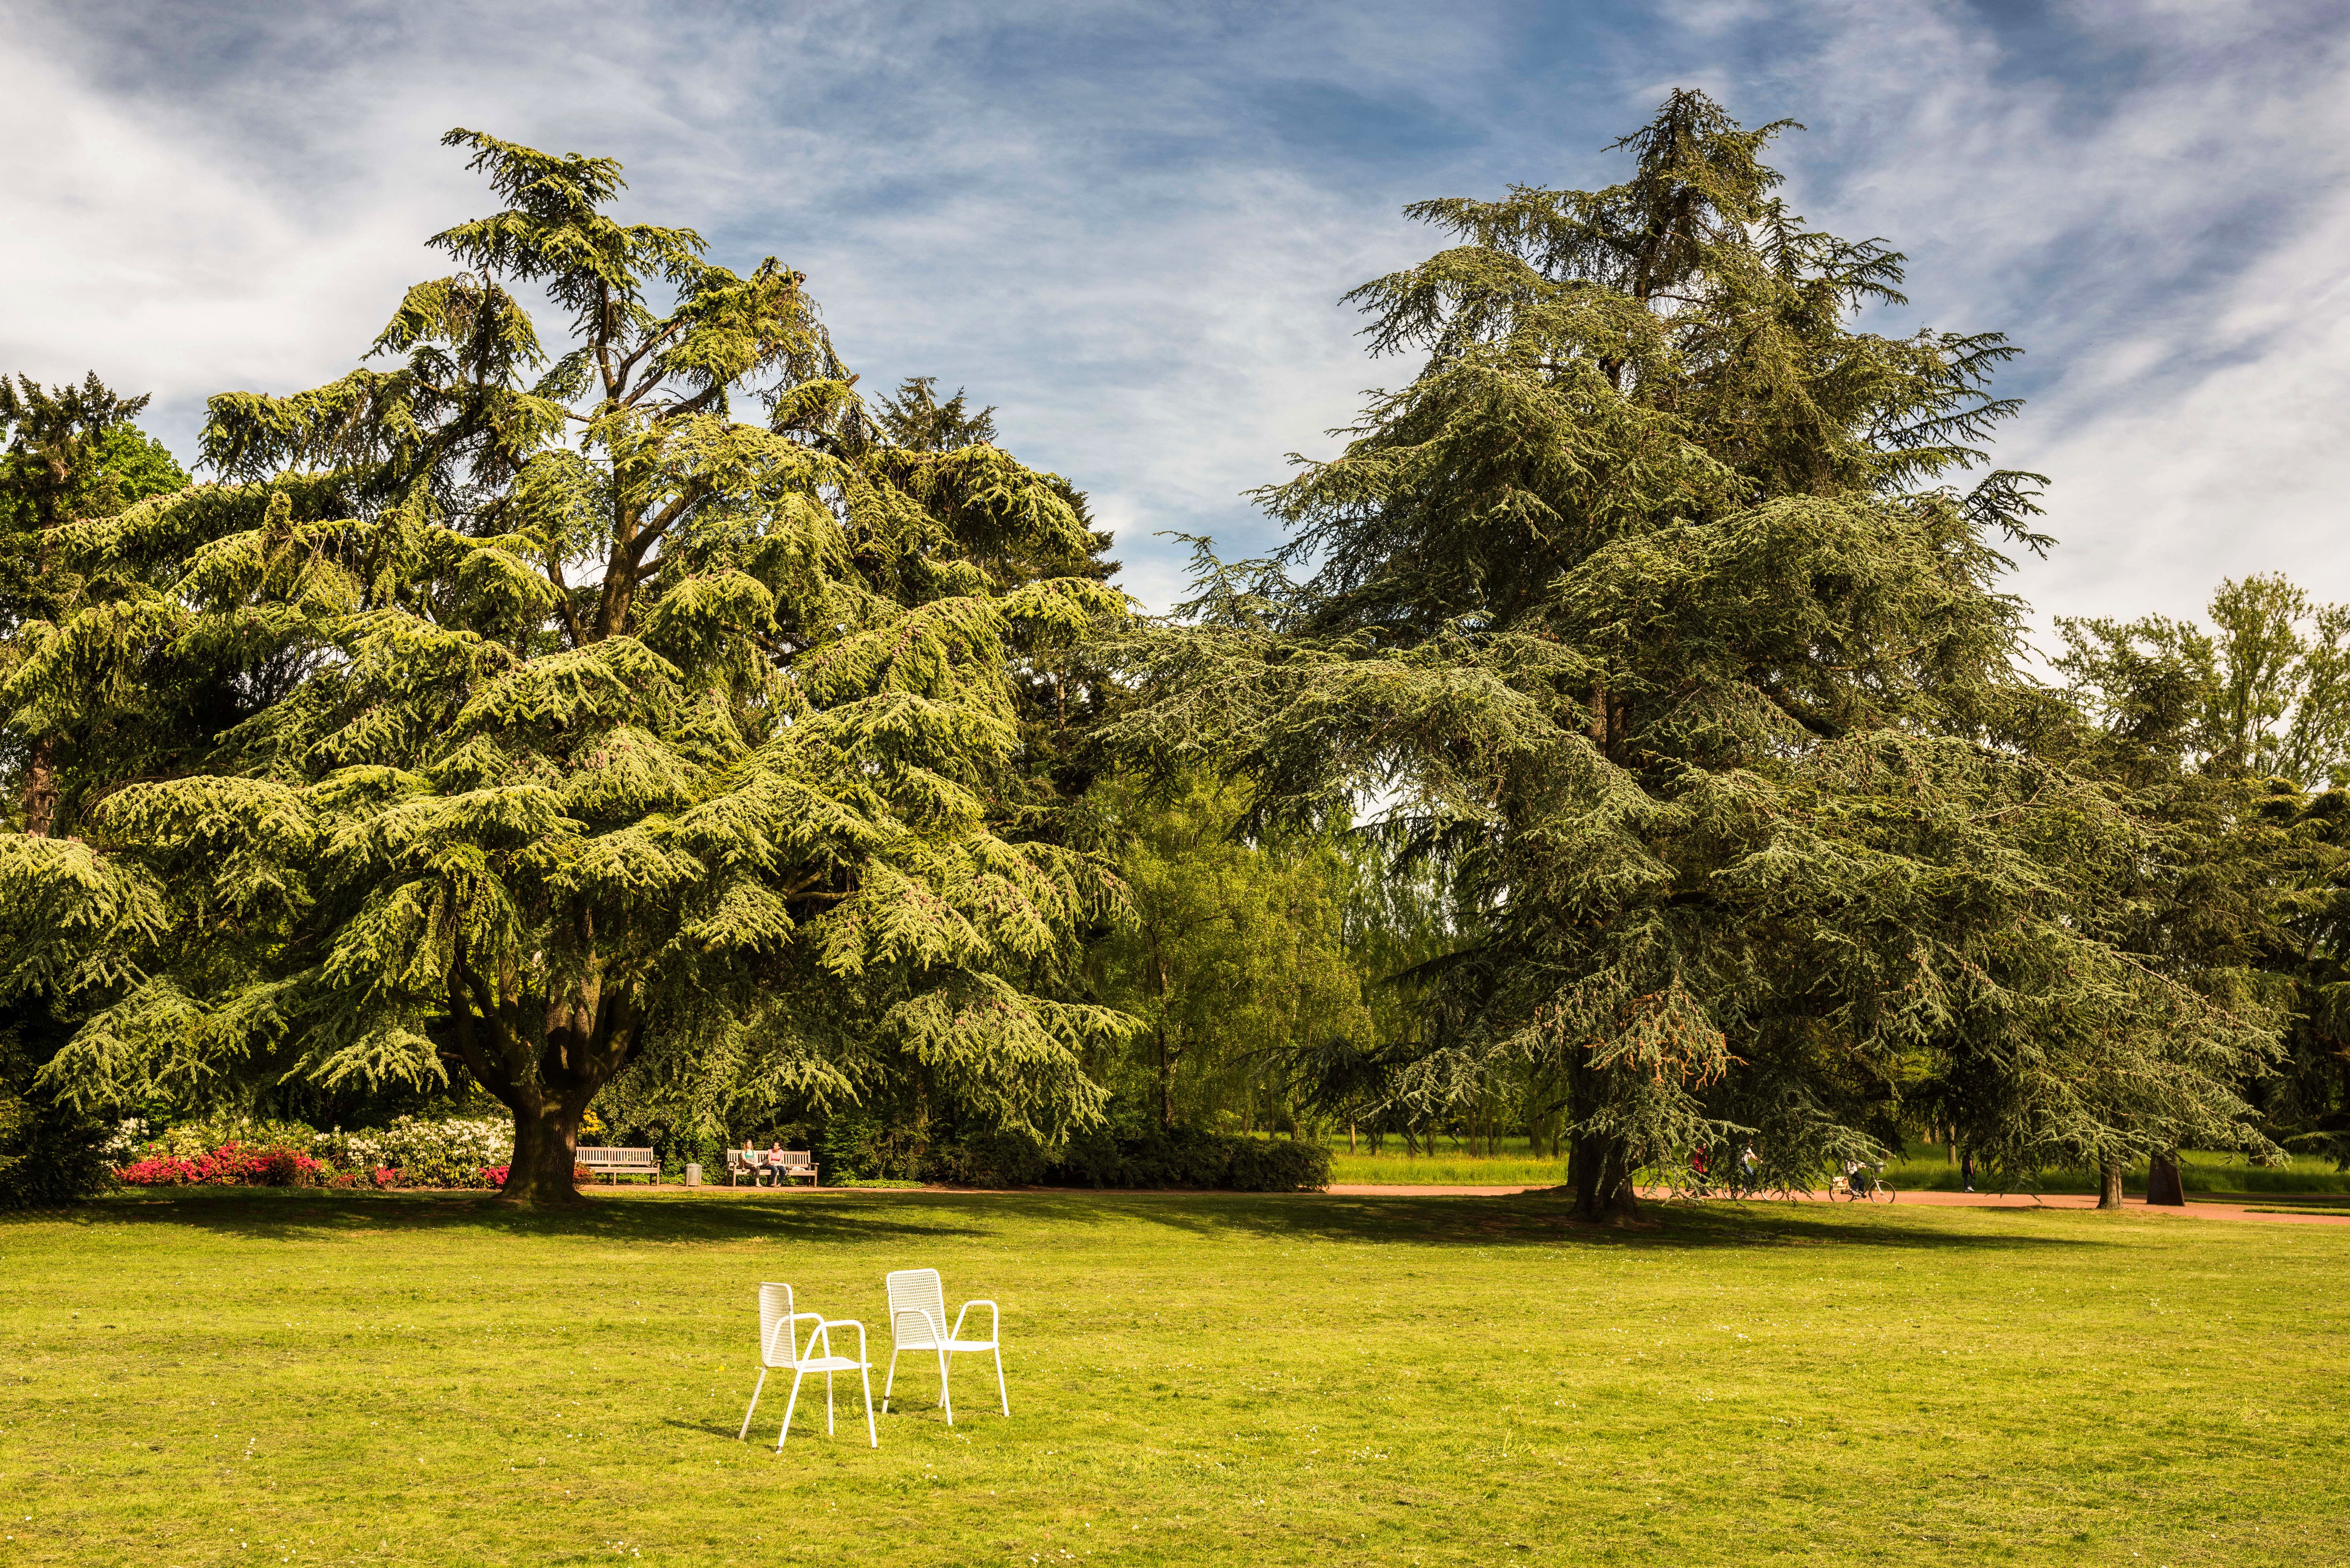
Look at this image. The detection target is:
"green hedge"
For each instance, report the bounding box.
[1044,1128,1329,1192]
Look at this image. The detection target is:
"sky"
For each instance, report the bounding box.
[4,0,2347,640]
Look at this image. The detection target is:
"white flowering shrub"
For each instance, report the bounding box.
[315,1116,514,1185]
[98,1118,150,1160]
[137,1115,515,1187]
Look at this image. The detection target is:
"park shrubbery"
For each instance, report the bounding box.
[108,1115,522,1190]
[812,1118,1330,1190]
[1046,1128,1330,1192]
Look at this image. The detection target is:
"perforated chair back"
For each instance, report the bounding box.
[886,1268,947,1348]
[757,1282,797,1366]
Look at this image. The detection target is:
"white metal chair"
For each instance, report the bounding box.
[881,1267,1005,1425]
[738,1282,877,1448]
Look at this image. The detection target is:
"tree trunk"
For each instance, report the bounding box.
[1570,1130,1643,1224]
[2145,1150,2186,1207]
[1154,1021,1177,1130]
[501,1093,589,1206]
[2096,1157,2126,1210]
[22,735,58,838]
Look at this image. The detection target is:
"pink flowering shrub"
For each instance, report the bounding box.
[371,1166,402,1189]
[114,1142,322,1188]
[481,1165,510,1187]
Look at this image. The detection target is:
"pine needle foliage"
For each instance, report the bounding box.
[3,131,1133,1204]
[0,374,191,836]
[1110,92,2279,1218]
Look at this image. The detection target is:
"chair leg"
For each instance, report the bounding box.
[882,1347,901,1412]
[738,1367,768,1441]
[826,1371,835,1436]
[938,1347,954,1426]
[994,1344,1009,1416]
[860,1361,877,1448]
[777,1368,807,1451]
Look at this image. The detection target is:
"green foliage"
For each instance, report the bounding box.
[1109,91,2278,1218]
[0,376,192,836]
[2056,574,2350,1168]
[2057,572,2350,790]
[1045,1127,1331,1190]
[1085,773,1369,1130]
[0,1021,113,1210]
[5,131,1135,1201]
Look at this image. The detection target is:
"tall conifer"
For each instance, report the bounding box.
[1115,92,2278,1217]
[0,133,1132,1203]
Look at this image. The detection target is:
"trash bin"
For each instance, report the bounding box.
[684,1163,701,1187]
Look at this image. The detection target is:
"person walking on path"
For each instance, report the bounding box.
[1739,1144,1759,1195]
[1961,1151,1974,1192]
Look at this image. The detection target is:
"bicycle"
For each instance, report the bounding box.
[1829,1168,1897,1203]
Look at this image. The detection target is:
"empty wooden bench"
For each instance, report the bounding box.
[576,1145,662,1184]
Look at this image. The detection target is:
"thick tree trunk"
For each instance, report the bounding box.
[2145,1151,2186,1207]
[501,1093,589,1206]
[2096,1157,2126,1210]
[1569,1130,1643,1224]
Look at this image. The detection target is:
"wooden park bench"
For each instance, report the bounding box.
[726,1149,821,1187]
[576,1146,662,1185]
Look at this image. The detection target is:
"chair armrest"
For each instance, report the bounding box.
[767,1311,825,1361]
[821,1318,868,1362]
[951,1299,999,1342]
[892,1308,942,1348]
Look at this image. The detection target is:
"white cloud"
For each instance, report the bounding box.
[4,0,2347,628]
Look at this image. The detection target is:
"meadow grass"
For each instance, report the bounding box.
[1325,1137,2350,1194]
[3,1187,2345,1567]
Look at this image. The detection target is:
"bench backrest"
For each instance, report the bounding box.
[776,1150,814,1169]
[576,1146,656,1167]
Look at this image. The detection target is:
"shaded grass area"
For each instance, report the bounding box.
[3,1189,2345,1567]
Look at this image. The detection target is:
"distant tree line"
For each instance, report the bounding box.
[3,96,2343,1209]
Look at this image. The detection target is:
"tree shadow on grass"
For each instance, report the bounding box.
[51,1186,2114,1257]
[60,1187,991,1247]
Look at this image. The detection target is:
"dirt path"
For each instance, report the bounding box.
[1324,1183,2350,1224]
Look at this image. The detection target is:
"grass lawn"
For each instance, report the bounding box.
[4,1189,2345,1567]
[1325,1138,2350,1194]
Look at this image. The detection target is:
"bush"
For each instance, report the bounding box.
[1224,1136,1331,1192]
[114,1143,323,1188]
[1044,1128,1329,1191]
[0,1033,114,1211]
[926,1129,1048,1188]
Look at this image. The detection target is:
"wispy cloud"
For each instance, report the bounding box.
[3,0,2345,625]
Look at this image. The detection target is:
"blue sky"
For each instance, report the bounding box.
[5,0,2347,636]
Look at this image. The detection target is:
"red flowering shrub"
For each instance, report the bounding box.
[574,1164,592,1183]
[481,1165,510,1187]
[371,1167,401,1189]
[115,1153,205,1186]
[115,1142,321,1188]
[258,1148,317,1187]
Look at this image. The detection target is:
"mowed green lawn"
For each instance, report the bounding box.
[3,1189,2345,1567]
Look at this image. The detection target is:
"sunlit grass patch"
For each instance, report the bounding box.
[3,1187,2343,1566]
